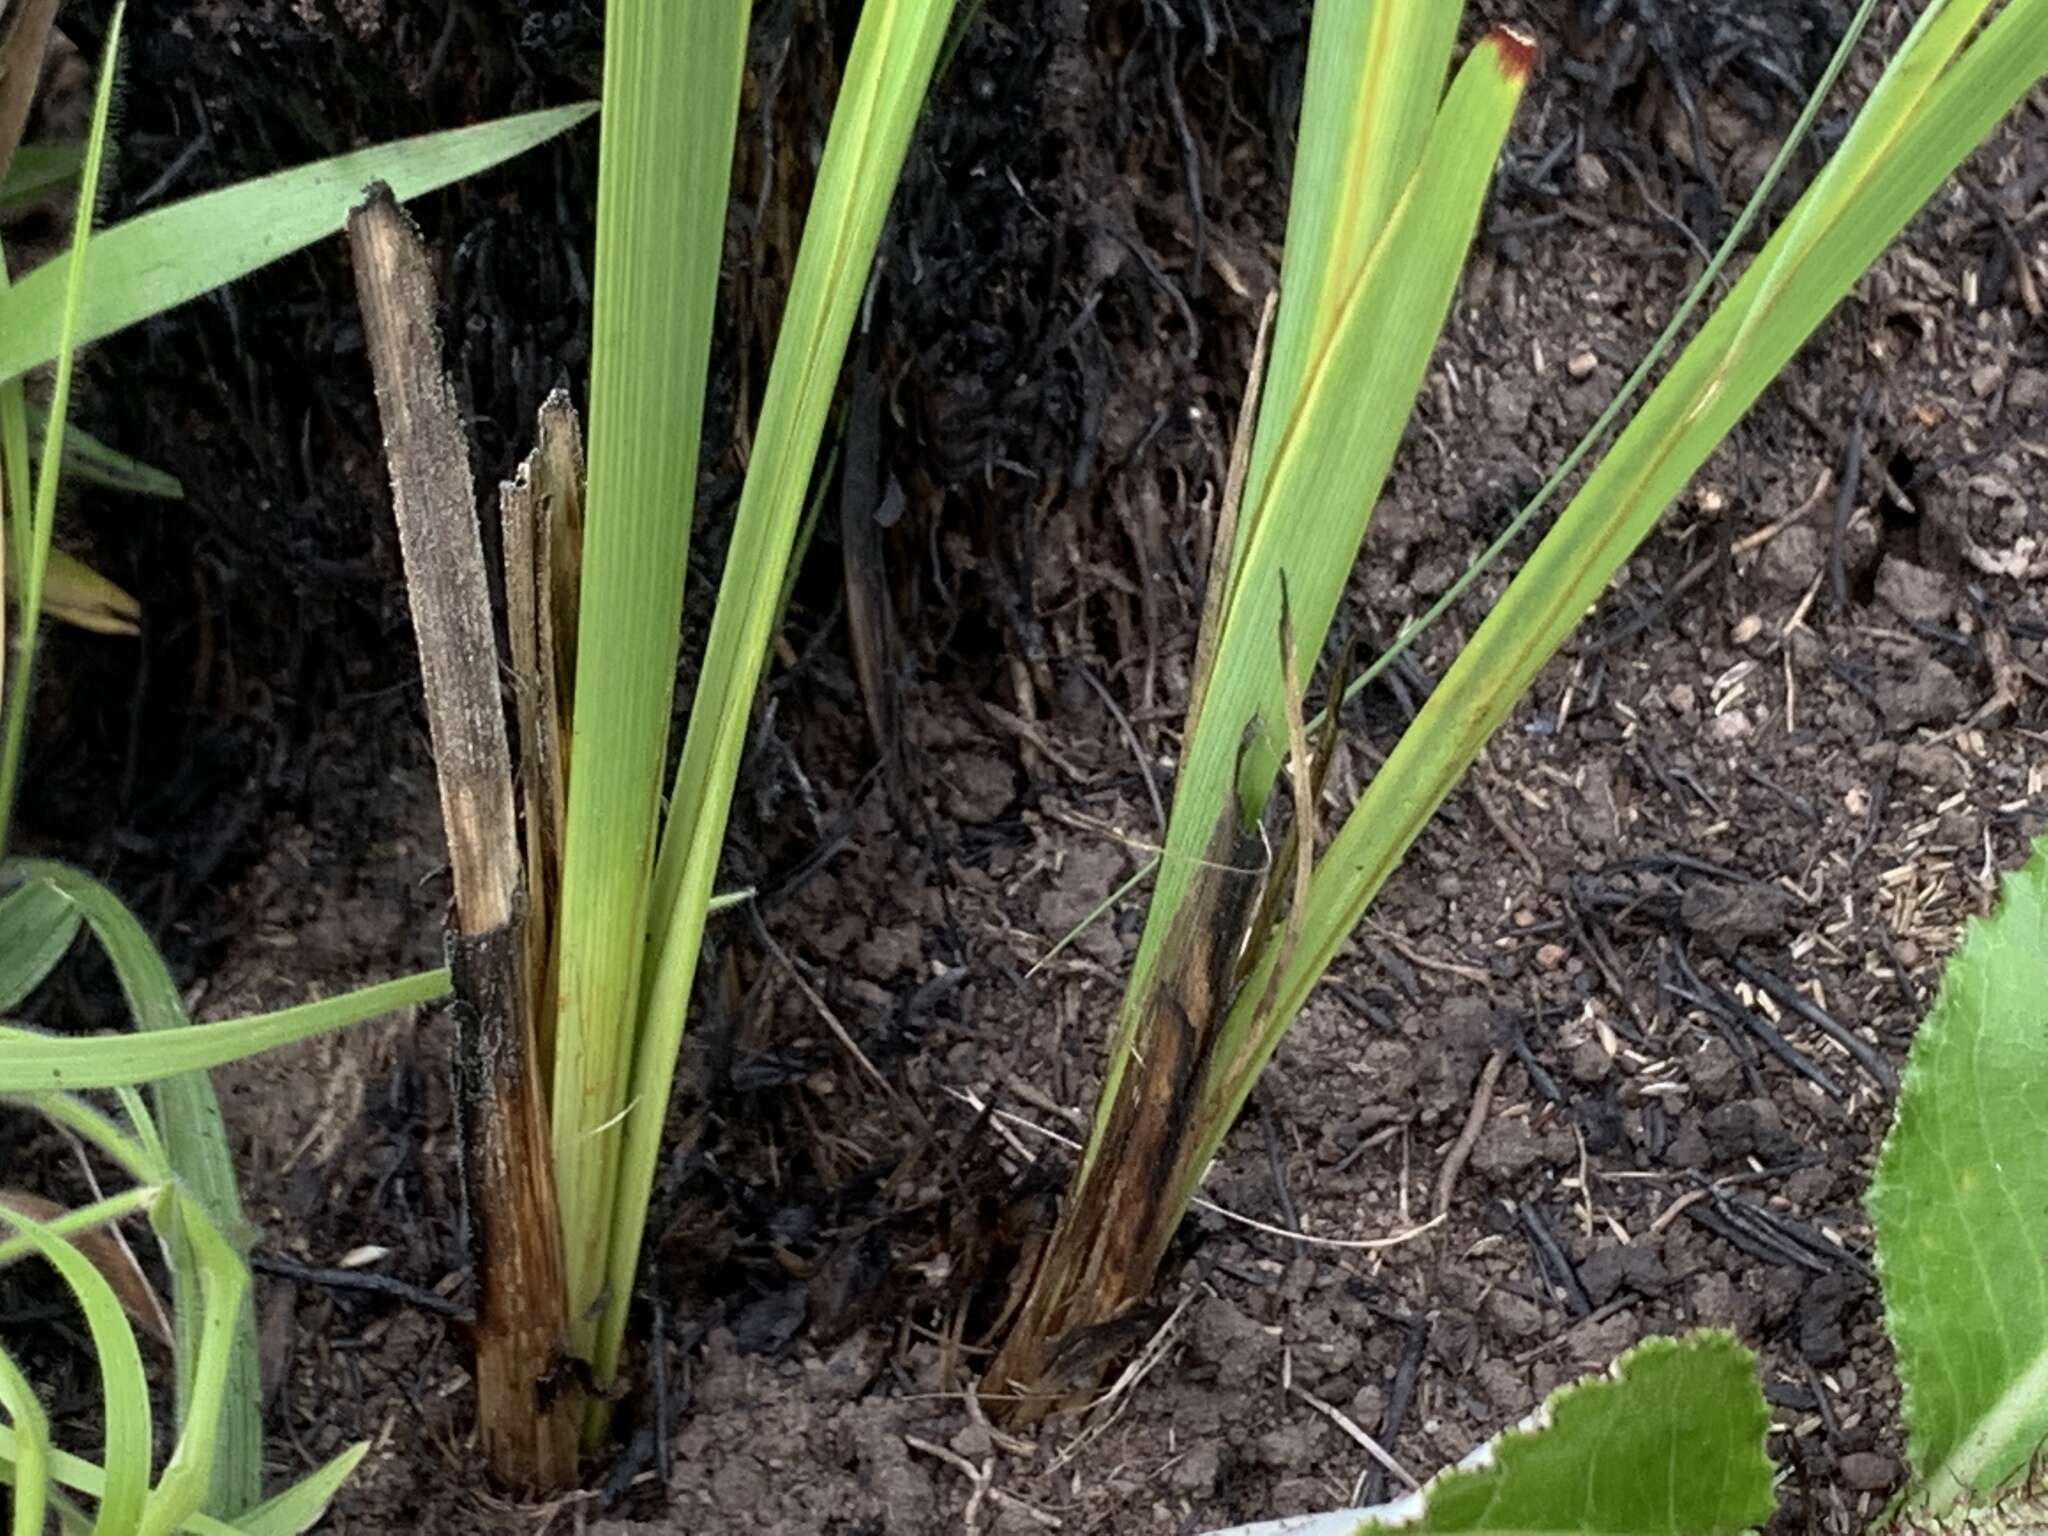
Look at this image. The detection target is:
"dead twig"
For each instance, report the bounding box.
[1435,1050,1508,1218]
[348,184,573,1492]
[1290,1382,1420,1493]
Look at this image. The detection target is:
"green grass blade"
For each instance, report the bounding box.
[1092,30,1531,1183]
[0,1185,159,1271]
[1,1423,352,1535]
[0,872,81,1007]
[1231,2,1460,598]
[7,1092,165,1187]
[1317,0,1879,729]
[227,1444,370,1536]
[0,1203,153,1536]
[549,0,750,1364]
[17,856,254,1513]
[0,142,83,207]
[0,1343,52,1536]
[23,401,184,498]
[1229,0,2048,1154]
[0,2,121,858]
[1869,836,2048,1509]
[0,377,30,618]
[608,0,960,1384]
[0,104,593,386]
[0,967,449,1090]
[139,1195,251,1536]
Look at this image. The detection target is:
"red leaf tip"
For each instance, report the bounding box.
[1488,25,1539,79]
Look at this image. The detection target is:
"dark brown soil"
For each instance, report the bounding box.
[7,2,2047,1534]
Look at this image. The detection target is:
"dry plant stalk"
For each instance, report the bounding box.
[499,392,583,1081]
[0,0,60,184]
[346,183,575,1492]
[984,804,1264,1411]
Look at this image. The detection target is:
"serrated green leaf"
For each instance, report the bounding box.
[1373,1332,1773,1534]
[1869,835,2048,1511]
[1202,1333,1774,1536]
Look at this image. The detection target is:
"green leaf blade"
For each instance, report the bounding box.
[1869,835,2048,1509]
[0,967,450,1091]
[229,1442,370,1536]
[1255,0,2048,1074]
[0,142,84,207]
[0,875,81,1009]
[0,1344,53,1536]
[18,857,256,1514]
[1395,1333,1773,1534]
[1241,1,1463,542]
[1112,27,1530,1191]
[0,104,594,386]
[0,1206,154,1536]
[1202,1333,1773,1536]
[549,0,750,1368]
[606,0,961,1385]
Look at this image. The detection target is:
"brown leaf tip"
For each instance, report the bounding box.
[1488,25,1539,79]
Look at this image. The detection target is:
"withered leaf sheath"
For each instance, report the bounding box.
[347,183,577,1494]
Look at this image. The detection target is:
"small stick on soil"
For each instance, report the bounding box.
[1562,888,1648,1042]
[1708,971,1846,1103]
[1361,1312,1429,1507]
[1471,777,1544,884]
[1434,1050,1508,1219]
[1803,1360,1844,1444]
[1710,1187,1867,1276]
[1649,1187,1710,1235]
[1291,1383,1419,1493]
[1730,468,1831,555]
[1731,956,1897,1092]
[248,1253,474,1323]
[1365,921,1491,986]
[965,1375,1036,1457]
[1072,664,1166,835]
[1516,1201,1592,1316]
[1257,1098,1305,1260]
[748,905,898,1105]
[1871,922,1924,1017]
[1828,383,1877,611]
[1507,1027,1564,1106]
[1685,1203,1820,1273]
[1509,1294,1641,1366]
[904,1435,995,1528]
